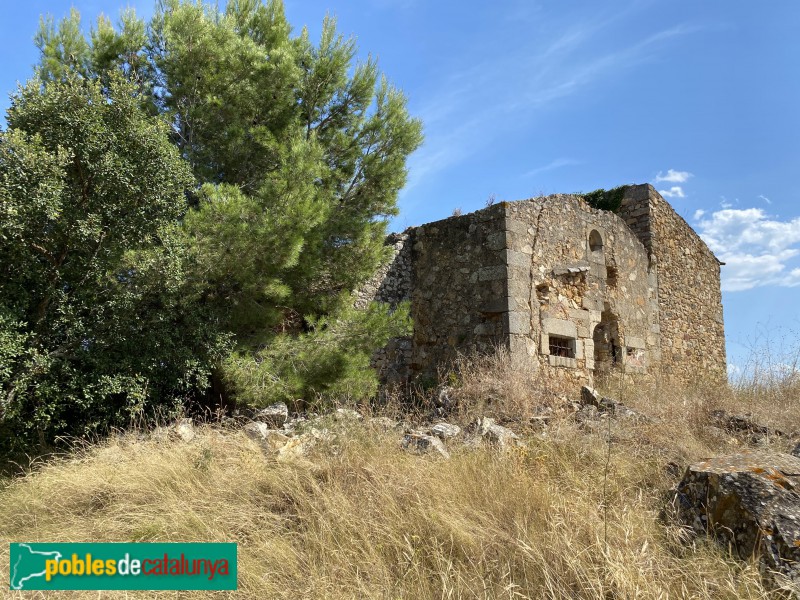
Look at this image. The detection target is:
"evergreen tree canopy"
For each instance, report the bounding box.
[0,0,422,454]
[35,0,423,333]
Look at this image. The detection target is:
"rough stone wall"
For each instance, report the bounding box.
[354,232,412,309]
[504,195,659,387]
[410,204,509,380]
[354,232,413,384]
[620,185,726,384]
[358,183,726,391]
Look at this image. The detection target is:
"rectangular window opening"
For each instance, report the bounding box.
[626,346,645,367]
[548,335,575,358]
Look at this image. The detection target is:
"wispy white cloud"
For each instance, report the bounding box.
[523,158,581,178]
[655,169,692,183]
[758,194,772,205]
[659,186,685,198]
[696,207,800,291]
[402,15,705,202]
[693,209,705,220]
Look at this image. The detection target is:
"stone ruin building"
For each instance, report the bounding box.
[357,184,726,390]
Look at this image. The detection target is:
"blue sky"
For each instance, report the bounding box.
[1,1,798,373]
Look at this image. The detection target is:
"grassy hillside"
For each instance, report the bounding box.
[1,351,798,598]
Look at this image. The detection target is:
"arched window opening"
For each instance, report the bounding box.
[589,229,603,254]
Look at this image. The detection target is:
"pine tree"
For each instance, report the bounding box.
[21,0,423,410]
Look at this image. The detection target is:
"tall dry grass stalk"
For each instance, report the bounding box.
[442,347,579,423]
[0,421,774,597]
[3,344,798,598]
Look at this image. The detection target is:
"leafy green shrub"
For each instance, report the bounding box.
[221,301,411,408]
[580,186,626,212]
[0,74,224,455]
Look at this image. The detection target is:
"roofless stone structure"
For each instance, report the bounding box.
[357,184,726,389]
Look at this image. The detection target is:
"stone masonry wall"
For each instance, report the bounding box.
[504,196,659,387]
[354,232,412,310]
[358,183,726,392]
[620,185,726,383]
[410,204,509,380]
[354,232,413,384]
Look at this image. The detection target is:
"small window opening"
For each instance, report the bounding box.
[549,335,575,358]
[626,346,645,367]
[536,283,549,301]
[606,266,618,287]
[589,229,603,253]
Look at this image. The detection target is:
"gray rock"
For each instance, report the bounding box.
[711,410,772,434]
[575,404,600,422]
[243,422,291,452]
[175,418,195,442]
[601,398,647,421]
[282,416,307,434]
[792,443,800,459]
[334,408,363,421]
[401,432,450,459]
[580,385,602,407]
[675,452,800,590]
[710,410,784,445]
[278,428,332,459]
[575,405,605,432]
[254,402,289,427]
[430,422,461,439]
[243,421,270,441]
[476,417,520,449]
[435,386,455,409]
[576,388,648,423]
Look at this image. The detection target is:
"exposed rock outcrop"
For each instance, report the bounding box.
[675,451,800,592]
[575,385,648,429]
[474,417,520,449]
[709,410,785,446]
[430,422,461,440]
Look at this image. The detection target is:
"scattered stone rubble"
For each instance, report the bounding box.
[574,385,648,430]
[709,409,786,446]
[473,417,521,449]
[253,402,290,428]
[401,432,450,459]
[174,418,196,442]
[675,451,800,592]
[148,384,800,597]
[158,385,661,461]
[430,422,461,440]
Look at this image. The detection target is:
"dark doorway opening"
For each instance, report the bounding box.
[593,309,620,374]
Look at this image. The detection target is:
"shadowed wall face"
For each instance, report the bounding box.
[410,204,510,379]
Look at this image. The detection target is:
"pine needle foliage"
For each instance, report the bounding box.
[1,1,422,455]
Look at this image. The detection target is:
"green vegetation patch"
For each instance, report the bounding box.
[580,186,627,212]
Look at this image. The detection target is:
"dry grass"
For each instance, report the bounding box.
[2,350,797,598]
[443,348,581,422]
